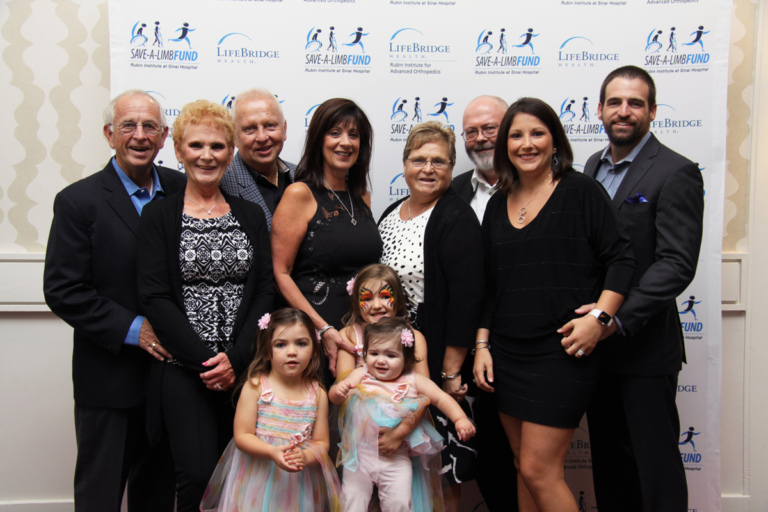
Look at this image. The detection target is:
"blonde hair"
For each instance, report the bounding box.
[172,99,235,148]
[402,121,456,164]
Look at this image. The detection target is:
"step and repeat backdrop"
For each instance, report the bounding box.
[109,0,728,509]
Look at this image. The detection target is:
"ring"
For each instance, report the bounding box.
[151,342,157,349]
[216,383,222,390]
[576,349,585,357]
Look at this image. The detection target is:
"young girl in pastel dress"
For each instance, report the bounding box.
[200,308,341,512]
[337,263,429,378]
[330,318,476,512]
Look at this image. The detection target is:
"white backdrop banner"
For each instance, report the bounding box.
[109,0,727,509]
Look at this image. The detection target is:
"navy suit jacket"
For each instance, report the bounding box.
[44,162,186,408]
[584,133,704,376]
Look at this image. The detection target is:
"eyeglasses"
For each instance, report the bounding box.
[461,124,499,141]
[114,122,162,136]
[406,157,451,170]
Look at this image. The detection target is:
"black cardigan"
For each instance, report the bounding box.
[379,187,485,384]
[137,190,275,376]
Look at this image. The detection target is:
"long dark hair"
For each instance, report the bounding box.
[493,97,573,195]
[295,98,373,198]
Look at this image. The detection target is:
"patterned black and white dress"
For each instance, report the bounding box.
[177,212,253,360]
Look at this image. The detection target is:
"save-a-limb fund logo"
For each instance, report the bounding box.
[215,32,280,65]
[643,25,711,73]
[473,27,541,76]
[388,95,455,142]
[679,295,704,340]
[129,20,199,69]
[651,104,704,137]
[559,95,605,141]
[388,28,450,76]
[679,425,704,470]
[304,25,372,75]
[557,36,620,68]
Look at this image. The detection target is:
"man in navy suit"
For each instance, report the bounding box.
[220,88,295,230]
[583,66,704,512]
[44,90,186,512]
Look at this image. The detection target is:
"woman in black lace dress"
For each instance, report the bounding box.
[271,98,382,376]
[137,100,274,512]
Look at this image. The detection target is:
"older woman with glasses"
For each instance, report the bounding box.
[378,121,485,505]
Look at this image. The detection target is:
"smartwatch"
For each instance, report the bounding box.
[588,309,613,326]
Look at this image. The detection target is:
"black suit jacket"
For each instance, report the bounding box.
[44,161,186,408]
[450,169,476,205]
[584,134,704,376]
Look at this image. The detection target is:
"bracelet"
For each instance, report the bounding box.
[474,345,490,351]
[317,325,334,338]
[475,340,489,347]
[441,371,461,380]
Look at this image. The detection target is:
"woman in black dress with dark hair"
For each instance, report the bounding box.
[271,98,382,376]
[473,98,635,512]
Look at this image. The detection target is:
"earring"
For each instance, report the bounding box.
[551,149,559,172]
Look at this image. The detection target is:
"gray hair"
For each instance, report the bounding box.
[230,88,284,125]
[103,89,167,127]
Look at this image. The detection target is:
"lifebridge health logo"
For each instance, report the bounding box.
[557,36,620,68]
[388,28,450,76]
[678,424,704,471]
[652,104,703,136]
[304,25,372,75]
[129,20,199,69]
[473,27,541,76]
[679,295,704,341]
[643,25,711,73]
[388,95,455,142]
[215,32,280,65]
[559,94,605,142]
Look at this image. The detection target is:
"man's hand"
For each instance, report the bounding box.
[139,319,172,361]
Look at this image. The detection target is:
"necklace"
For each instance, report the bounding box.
[323,179,356,225]
[185,194,218,215]
[406,198,430,221]
[516,172,552,224]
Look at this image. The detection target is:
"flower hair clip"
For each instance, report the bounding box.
[258,313,271,330]
[346,277,356,296]
[401,328,414,348]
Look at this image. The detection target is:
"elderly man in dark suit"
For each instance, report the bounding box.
[582,65,704,512]
[44,90,186,512]
[451,95,507,222]
[220,88,295,230]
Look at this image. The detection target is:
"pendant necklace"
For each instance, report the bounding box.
[516,172,552,224]
[185,194,218,215]
[323,179,357,225]
[406,198,430,221]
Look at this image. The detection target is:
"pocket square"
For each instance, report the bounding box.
[625,193,648,204]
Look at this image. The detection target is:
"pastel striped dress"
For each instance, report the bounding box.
[201,376,341,511]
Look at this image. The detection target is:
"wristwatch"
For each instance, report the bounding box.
[588,309,613,326]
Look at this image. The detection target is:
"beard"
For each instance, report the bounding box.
[605,120,647,147]
[467,141,495,172]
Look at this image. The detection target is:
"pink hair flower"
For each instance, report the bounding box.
[346,277,355,296]
[401,328,414,348]
[258,313,271,330]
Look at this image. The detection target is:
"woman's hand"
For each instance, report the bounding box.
[200,352,236,391]
[557,315,610,357]
[377,427,407,456]
[473,347,495,393]
[442,376,468,402]
[321,328,343,377]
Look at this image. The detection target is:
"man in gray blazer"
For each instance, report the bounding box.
[220,88,295,230]
[44,90,185,511]
[583,66,704,512]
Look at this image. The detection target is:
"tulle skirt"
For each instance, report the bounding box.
[200,435,341,512]
[337,389,445,511]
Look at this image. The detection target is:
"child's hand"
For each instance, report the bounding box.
[270,443,303,472]
[377,427,406,457]
[333,380,353,401]
[455,418,476,442]
[283,441,307,471]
